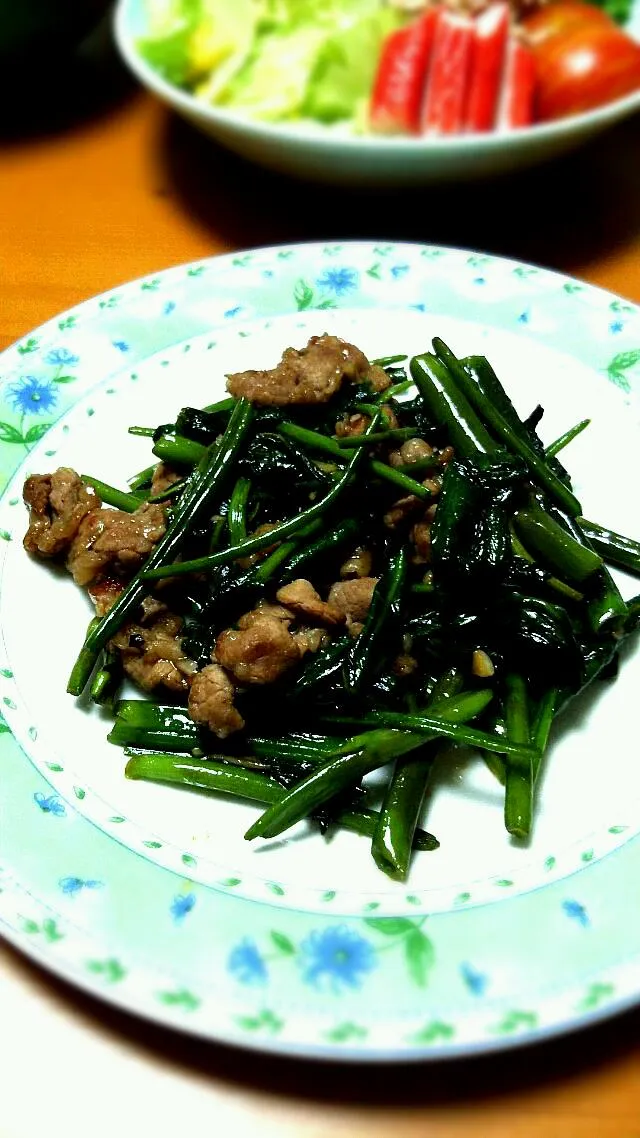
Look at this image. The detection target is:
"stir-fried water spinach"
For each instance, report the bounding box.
[27,335,640,881]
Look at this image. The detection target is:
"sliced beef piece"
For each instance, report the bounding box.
[327,577,379,626]
[67,502,166,587]
[111,612,197,694]
[23,468,99,557]
[292,627,329,655]
[275,579,344,627]
[188,663,245,739]
[150,462,180,497]
[226,334,390,406]
[88,576,124,616]
[215,604,302,685]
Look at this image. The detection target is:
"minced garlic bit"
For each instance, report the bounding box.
[472,649,495,678]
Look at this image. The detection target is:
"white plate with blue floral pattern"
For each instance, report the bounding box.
[1,241,640,1060]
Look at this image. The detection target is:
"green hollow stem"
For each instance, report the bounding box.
[513,506,602,584]
[578,517,640,577]
[369,460,435,502]
[503,674,532,839]
[545,419,590,458]
[125,753,438,850]
[433,339,581,516]
[143,411,382,581]
[245,690,492,842]
[153,434,207,467]
[371,668,463,880]
[336,428,419,448]
[80,476,143,513]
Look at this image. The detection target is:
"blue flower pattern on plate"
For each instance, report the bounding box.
[59,876,103,897]
[170,892,196,923]
[33,792,65,816]
[7,377,57,415]
[562,899,590,927]
[112,340,130,353]
[163,301,176,316]
[299,926,375,993]
[316,268,359,296]
[45,348,79,366]
[228,938,268,985]
[390,264,409,279]
[460,962,489,996]
[610,321,624,334]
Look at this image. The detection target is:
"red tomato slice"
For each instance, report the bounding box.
[523,1,612,48]
[531,23,640,120]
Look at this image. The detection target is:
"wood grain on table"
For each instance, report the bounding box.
[1,23,640,1138]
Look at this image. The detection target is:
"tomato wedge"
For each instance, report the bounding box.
[523,1,611,48]
[525,16,640,120]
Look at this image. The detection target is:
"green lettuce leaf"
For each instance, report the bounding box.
[303,8,401,123]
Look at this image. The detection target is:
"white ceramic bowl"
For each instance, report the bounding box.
[115,0,640,185]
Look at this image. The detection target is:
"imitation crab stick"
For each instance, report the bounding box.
[369,9,437,134]
[422,9,475,135]
[495,37,537,128]
[464,2,510,131]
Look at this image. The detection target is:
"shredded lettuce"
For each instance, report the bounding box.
[303,9,401,123]
[139,0,404,122]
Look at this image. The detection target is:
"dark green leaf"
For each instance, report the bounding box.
[53,374,76,384]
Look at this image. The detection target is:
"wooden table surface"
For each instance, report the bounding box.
[2,21,640,1138]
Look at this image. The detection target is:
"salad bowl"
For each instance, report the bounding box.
[115,0,640,185]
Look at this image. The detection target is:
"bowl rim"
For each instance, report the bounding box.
[114,0,640,153]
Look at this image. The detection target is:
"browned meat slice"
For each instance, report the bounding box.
[292,627,329,655]
[226,334,390,406]
[188,664,245,738]
[67,502,166,587]
[327,577,379,626]
[238,601,294,628]
[111,612,197,694]
[150,462,180,497]
[215,605,302,685]
[88,576,125,616]
[23,468,99,557]
[411,520,432,563]
[275,579,344,627]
